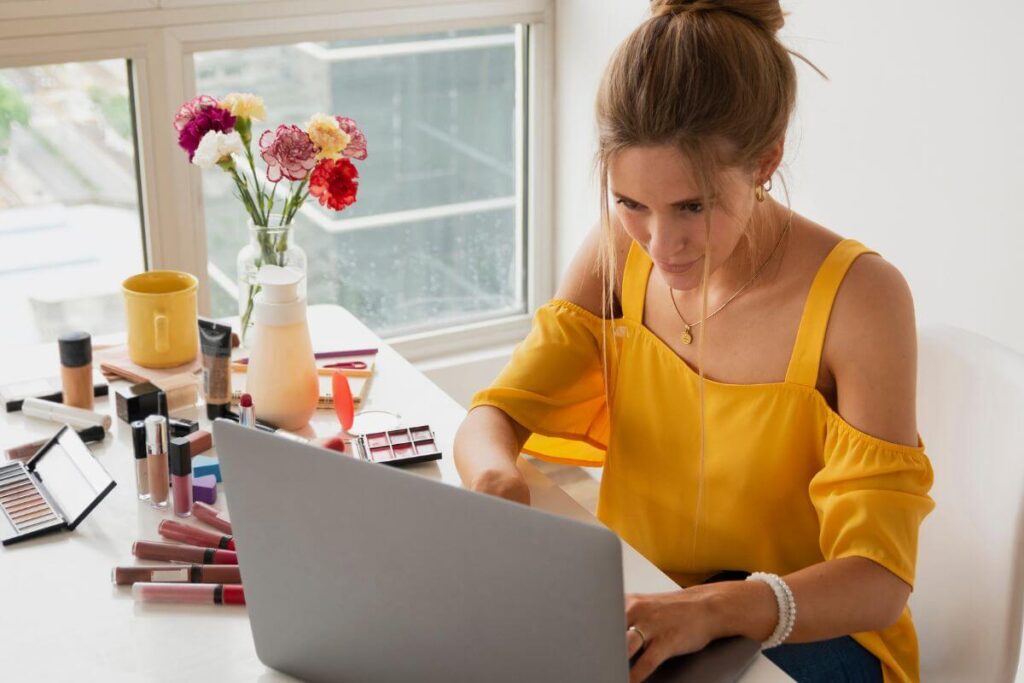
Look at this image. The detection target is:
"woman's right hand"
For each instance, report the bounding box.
[469,467,531,506]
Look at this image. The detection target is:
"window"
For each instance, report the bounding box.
[0,59,145,345]
[194,27,526,338]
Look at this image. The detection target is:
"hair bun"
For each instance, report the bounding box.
[650,0,785,35]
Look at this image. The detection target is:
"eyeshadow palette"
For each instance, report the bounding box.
[0,426,116,546]
[349,425,441,467]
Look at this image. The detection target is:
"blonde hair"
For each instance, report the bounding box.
[595,0,822,564]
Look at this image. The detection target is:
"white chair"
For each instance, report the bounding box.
[910,325,1024,682]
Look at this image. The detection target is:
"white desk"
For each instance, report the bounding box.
[0,305,789,681]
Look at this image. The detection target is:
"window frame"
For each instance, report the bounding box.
[0,0,554,360]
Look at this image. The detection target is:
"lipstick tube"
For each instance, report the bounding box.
[239,393,255,428]
[132,540,237,565]
[158,519,235,550]
[192,501,232,535]
[112,564,241,585]
[132,582,245,605]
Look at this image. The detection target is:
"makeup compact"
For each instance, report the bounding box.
[0,426,116,546]
[348,424,442,467]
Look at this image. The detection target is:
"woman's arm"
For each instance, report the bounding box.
[453,219,632,502]
[627,254,921,681]
[454,406,532,504]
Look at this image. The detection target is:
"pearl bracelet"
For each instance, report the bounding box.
[746,572,797,649]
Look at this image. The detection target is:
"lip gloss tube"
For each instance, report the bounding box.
[192,501,233,534]
[132,540,238,565]
[131,420,149,500]
[169,438,193,517]
[112,564,241,585]
[158,519,235,550]
[22,397,112,430]
[145,415,169,509]
[132,582,245,605]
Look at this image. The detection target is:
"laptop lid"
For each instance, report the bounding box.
[213,419,629,683]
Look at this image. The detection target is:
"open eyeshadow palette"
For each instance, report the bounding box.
[0,426,116,546]
[348,425,441,467]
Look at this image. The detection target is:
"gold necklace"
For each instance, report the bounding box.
[669,212,793,345]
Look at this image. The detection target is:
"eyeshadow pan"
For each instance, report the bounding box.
[1,484,34,498]
[370,446,392,461]
[7,497,45,514]
[1,489,37,506]
[366,433,389,449]
[410,427,432,441]
[414,440,438,455]
[388,430,411,445]
[392,443,414,458]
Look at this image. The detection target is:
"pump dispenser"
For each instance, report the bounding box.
[245,266,319,430]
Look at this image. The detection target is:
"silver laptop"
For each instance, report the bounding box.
[213,420,759,683]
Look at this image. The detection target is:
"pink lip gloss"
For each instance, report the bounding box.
[132,582,246,605]
[192,501,232,534]
[168,437,193,517]
[158,519,235,550]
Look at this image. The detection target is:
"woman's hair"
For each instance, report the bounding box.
[594,0,821,561]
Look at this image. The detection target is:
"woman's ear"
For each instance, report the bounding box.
[756,138,785,184]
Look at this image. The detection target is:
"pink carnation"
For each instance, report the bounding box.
[173,94,219,132]
[259,125,317,182]
[335,117,368,161]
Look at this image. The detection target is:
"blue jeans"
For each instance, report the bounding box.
[703,571,883,683]
[763,636,883,683]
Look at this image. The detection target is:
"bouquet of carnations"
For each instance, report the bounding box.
[173,93,367,337]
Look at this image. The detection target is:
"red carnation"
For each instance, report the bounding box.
[309,158,359,212]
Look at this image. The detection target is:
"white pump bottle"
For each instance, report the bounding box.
[245,265,319,431]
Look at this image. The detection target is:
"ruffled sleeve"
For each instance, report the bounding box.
[809,413,935,586]
[469,299,617,467]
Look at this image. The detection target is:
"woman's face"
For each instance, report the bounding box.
[608,144,757,292]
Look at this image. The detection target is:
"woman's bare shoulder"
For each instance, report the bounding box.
[553,216,632,318]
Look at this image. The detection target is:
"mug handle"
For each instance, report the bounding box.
[154,313,170,353]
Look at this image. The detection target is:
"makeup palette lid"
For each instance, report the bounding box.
[27,426,116,529]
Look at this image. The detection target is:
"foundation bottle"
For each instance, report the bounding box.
[59,331,93,410]
[145,415,170,509]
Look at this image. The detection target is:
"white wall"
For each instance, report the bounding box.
[552,0,1024,354]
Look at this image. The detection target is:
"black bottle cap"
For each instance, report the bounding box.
[130,420,147,461]
[58,331,92,368]
[169,437,192,476]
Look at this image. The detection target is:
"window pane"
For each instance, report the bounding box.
[0,60,145,345]
[194,27,524,337]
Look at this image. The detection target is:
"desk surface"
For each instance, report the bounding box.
[0,305,789,682]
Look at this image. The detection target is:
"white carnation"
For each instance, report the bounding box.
[192,130,244,169]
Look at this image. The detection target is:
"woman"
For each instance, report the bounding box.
[453,1,935,682]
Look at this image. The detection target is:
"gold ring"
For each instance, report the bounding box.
[628,625,647,650]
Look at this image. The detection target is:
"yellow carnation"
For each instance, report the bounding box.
[220,93,266,121]
[306,113,351,160]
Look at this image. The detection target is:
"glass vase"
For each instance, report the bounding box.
[236,215,307,346]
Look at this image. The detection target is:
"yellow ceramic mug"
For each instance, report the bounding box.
[122,271,199,369]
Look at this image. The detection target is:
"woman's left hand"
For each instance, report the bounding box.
[625,587,723,683]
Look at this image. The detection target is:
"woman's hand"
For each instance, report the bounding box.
[469,467,531,506]
[624,586,727,683]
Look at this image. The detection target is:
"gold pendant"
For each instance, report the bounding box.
[681,326,693,345]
